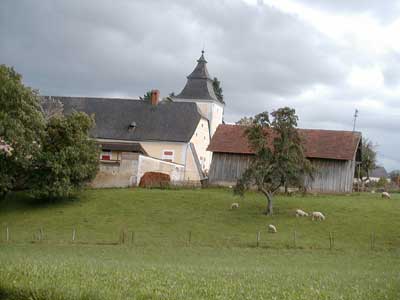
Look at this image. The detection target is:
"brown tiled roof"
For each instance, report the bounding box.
[207,124,361,161]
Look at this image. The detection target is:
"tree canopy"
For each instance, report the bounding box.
[357,138,377,182]
[0,65,45,196]
[140,91,152,101]
[212,77,223,102]
[0,65,99,200]
[235,107,313,215]
[235,116,254,126]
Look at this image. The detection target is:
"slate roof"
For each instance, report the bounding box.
[43,96,202,143]
[174,51,222,103]
[100,142,148,154]
[370,166,388,178]
[207,124,362,161]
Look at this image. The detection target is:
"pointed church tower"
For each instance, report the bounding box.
[172,51,224,137]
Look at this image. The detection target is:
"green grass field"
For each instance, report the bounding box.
[0,188,399,299]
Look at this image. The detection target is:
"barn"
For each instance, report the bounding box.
[207,124,362,193]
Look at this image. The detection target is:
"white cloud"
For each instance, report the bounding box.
[348,66,385,90]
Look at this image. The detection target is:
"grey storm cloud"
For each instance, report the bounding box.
[0,0,399,170]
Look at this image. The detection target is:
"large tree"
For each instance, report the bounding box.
[235,108,313,215]
[0,65,99,200]
[389,170,400,187]
[0,65,45,196]
[139,91,152,101]
[236,116,254,126]
[357,138,377,186]
[29,112,99,199]
[212,77,224,103]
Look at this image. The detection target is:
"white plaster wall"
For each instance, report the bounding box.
[136,155,185,185]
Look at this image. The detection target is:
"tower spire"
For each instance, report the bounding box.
[174,51,221,103]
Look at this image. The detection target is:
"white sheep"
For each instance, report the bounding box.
[268,224,277,233]
[311,211,325,221]
[382,192,391,199]
[295,209,309,217]
[231,203,239,209]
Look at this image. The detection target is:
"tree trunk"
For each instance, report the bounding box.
[261,189,273,215]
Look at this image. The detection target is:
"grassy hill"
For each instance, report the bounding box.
[0,188,399,299]
[1,188,399,250]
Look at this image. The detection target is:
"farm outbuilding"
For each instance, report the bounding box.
[207,125,362,193]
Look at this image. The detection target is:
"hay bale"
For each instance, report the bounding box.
[139,172,170,188]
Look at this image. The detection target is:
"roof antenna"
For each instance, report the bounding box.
[352,109,359,132]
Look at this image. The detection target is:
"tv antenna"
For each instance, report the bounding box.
[352,109,359,132]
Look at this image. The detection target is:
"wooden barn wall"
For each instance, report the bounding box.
[305,158,355,193]
[208,153,252,186]
[208,153,356,193]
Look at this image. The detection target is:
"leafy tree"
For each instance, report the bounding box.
[389,170,400,186]
[357,138,377,185]
[234,108,313,215]
[236,116,254,126]
[139,91,152,101]
[41,96,64,121]
[28,112,100,199]
[212,77,224,103]
[0,65,45,196]
[0,65,99,200]
[376,177,388,189]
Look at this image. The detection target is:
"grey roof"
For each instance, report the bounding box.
[174,51,222,103]
[370,166,388,178]
[100,142,147,154]
[42,96,202,143]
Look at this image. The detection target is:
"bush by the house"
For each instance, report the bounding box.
[0,64,99,200]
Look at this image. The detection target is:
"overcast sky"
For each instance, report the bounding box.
[1,0,399,171]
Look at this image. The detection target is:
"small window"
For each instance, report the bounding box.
[162,150,174,162]
[101,150,111,161]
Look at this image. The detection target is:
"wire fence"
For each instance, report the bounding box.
[0,225,396,252]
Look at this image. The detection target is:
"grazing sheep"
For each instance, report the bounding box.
[295,209,309,217]
[382,192,391,199]
[268,224,277,233]
[231,203,239,209]
[371,190,376,194]
[311,211,325,221]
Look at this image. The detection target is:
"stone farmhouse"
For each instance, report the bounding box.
[44,50,362,192]
[43,51,224,187]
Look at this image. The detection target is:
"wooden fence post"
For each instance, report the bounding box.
[72,228,76,242]
[131,231,135,245]
[188,231,192,246]
[370,232,375,250]
[329,232,332,250]
[6,226,9,242]
[293,230,297,248]
[256,231,260,248]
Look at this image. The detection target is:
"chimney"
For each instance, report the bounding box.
[150,89,160,106]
